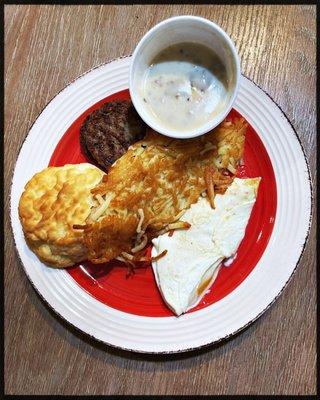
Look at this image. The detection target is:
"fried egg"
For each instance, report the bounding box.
[151,177,261,316]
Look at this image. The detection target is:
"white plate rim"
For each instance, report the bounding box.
[9,56,313,354]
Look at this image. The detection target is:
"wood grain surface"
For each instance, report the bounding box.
[4,4,316,395]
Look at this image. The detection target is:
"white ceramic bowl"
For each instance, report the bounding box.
[129,15,241,139]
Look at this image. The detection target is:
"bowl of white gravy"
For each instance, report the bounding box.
[129,16,240,139]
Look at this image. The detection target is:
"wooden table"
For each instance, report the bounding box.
[4,5,316,395]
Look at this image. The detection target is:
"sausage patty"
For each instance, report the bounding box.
[80,100,147,171]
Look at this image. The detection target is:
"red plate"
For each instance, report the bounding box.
[49,89,277,317]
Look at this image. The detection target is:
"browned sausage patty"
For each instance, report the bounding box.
[80,100,147,171]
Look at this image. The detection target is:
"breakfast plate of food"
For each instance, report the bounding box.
[10,17,312,353]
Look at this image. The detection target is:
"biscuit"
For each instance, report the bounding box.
[18,163,104,268]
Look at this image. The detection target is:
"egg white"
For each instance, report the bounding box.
[151,177,261,316]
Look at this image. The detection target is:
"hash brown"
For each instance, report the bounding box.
[18,163,104,267]
[81,117,247,263]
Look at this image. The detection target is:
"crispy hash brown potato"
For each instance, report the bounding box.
[79,118,247,264]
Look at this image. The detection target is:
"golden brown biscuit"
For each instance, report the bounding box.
[18,163,104,268]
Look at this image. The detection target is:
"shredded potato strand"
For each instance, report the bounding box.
[133,249,168,263]
[205,166,216,209]
[173,209,186,222]
[121,252,134,260]
[131,234,148,253]
[200,143,217,155]
[73,224,87,230]
[168,221,191,230]
[136,208,144,233]
[117,248,168,276]
[155,221,191,236]
[95,194,105,205]
[89,192,114,221]
[116,256,136,277]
